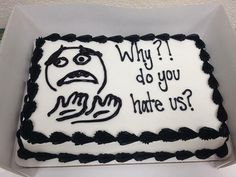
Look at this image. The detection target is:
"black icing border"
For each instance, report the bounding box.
[17,131,228,163]
[17,33,229,162]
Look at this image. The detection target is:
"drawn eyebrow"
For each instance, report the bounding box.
[45,45,102,66]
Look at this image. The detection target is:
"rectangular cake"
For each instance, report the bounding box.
[16,33,229,167]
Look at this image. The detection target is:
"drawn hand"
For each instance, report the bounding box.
[71,94,122,124]
[92,94,122,119]
[47,92,88,122]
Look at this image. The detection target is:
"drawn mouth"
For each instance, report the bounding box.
[57,70,98,86]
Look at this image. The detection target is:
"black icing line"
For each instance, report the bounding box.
[56,69,99,86]
[20,38,44,122]
[17,33,229,161]
[16,131,228,163]
[18,120,229,145]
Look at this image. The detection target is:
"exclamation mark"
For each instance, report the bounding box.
[165,40,173,61]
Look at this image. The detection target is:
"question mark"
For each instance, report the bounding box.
[153,40,162,60]
[182,89,194,111]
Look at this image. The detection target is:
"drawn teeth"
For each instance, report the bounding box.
[57,69,98,86]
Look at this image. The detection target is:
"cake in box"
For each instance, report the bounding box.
[16,33,230,167]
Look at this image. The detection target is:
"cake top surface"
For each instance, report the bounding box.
[19,33,225,137]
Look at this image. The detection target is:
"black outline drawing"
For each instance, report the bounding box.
[47,92,89,121]
[72,94,122,123]
[45,45,107,94]
[57,69,99,86]
[45,45,122,123]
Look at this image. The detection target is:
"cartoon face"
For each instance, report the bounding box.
[45,45,107,94]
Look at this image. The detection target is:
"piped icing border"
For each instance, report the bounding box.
[17,131,228,163]
[17,33,230,162]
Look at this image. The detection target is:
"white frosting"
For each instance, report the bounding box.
[17,37,227,166]
[32,39,220,135]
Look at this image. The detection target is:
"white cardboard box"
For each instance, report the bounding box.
[0,3,236,177]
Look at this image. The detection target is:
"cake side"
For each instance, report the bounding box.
[16,135,228,166]
[16,33,229,166]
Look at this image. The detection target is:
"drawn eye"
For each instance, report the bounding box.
[53,57,68,67]
[73,54,91,65]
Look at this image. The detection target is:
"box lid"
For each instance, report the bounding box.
[0,3,235,177]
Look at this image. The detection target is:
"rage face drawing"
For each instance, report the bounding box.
[45,45,122,124]
[45,45,107,94]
